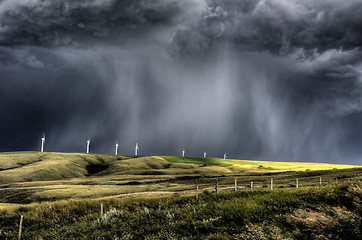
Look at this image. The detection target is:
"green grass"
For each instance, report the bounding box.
[163,155,358,172]
[162,156,227,166]
[0,152,360,204]
[0,152,361,239]
[0,184,361,239]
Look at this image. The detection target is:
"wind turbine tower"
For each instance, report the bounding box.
[40,133,45,152]
[135,143,139,155]
[224,153,227,159]
[115,142,119,155]
[86,139,90,154]
[182,148,185,157]
[204,152,207,158]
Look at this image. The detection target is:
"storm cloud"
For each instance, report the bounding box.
[171,0,362,55]
[1,0,362,164]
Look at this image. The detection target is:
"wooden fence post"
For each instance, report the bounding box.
[158,200,162,211]
[18,215,23,240]
[336,178,338,184]
[100,203,104,217]
[216,179,219,194]
[196,184,199,200]
[235,178,237,192]
[320,177,322,186]
[271,178,273,191]
[251,181,253,191]
[296,178,299,189]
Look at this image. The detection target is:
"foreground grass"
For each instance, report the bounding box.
[0,184,361,239]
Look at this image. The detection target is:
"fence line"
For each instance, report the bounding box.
[188,175,359,195]
[10,175,361,238]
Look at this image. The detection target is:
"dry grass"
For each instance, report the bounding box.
[0,182,361,239]
[235,223,290,240]
[287,206,360,239]
[0,152,360,205]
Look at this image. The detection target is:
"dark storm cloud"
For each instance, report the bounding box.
[0,0,203,153]
[170,0,362,119]
[0,0,198,46]
[1,0,362,164]
[171,0,362,56]
[0,46,113,151]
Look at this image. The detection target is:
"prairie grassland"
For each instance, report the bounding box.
[0,184,361,239]
[0,152,362,239]
[0,152,360,204]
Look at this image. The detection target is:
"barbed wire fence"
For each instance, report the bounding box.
[182,174,362,198]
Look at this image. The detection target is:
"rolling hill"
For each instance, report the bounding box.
[0,152,359,204]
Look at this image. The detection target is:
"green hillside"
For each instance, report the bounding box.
[0,152,359,205]
[0,152,356,183]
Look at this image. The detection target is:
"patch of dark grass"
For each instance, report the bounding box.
[138,170,165,175]
[175,176,201,181]
[119,181,142,185]
[0,188,45,204]
[85,164,109,175]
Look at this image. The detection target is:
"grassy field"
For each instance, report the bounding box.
[0,152,359,204]
[0,152,361,239]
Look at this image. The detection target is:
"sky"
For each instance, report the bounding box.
[1,0,362,164]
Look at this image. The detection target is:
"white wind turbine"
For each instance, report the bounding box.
[40,133,45,152]
[115,142,119,155]
[182,148,185,157]
[203,152,207,158]
[86,139,90,154]
[135,143,139,155]
[224,153,227,159]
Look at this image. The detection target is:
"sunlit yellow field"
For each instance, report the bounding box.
[0,152,360,205]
